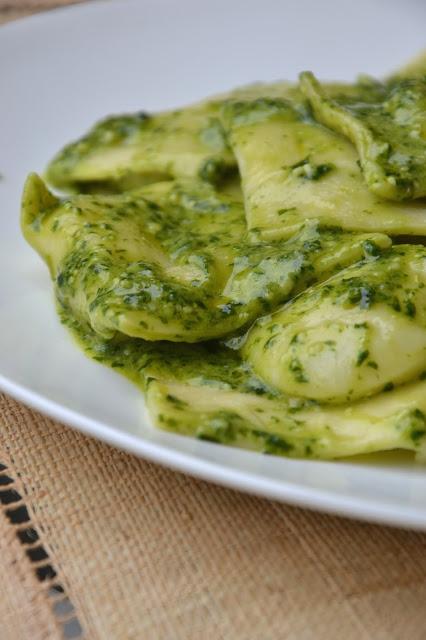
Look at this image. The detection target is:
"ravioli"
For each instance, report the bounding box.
[21,51,426,462]
[46,102,235,192]
[223,97,426,239]
[148,378,426,460]
[65,312,426,461]
[22,173,389,342]
[300,72,426,200]
[45,81,297,194]
[243,245,426,403]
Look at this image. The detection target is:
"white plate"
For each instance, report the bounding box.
[1,0,426,529]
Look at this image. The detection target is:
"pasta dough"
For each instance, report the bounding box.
[300,72,426,200]
[62,312,426,460]
[223,97,426,239]
[46,81,297,193]
[22,173,389,342]
[243,245,426,403]
[21,52,426,461]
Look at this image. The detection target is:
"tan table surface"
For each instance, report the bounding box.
[2,2,426,639]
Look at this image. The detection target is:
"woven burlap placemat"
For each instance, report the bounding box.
[2,392,426,640]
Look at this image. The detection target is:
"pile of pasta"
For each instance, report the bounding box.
[22,52,426,460]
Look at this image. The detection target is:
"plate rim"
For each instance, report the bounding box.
[3,372,426,530]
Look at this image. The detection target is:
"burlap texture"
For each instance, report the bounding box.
[0,471,62,640]
[2,392,426,640]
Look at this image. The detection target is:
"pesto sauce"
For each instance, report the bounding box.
[23,175,391,343]
[20,69,426,462]
[61,309,272,395]
[243,245,426,404]
[45,80,301,193]
[21,176,426,460]
[300,73,426,200]
[60,309,313,455]
[46,103,235,191]
[222,91,426,239]
[60,306,426,460]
